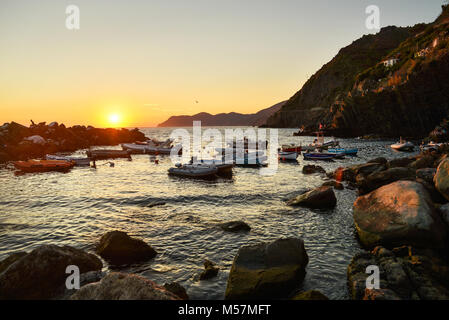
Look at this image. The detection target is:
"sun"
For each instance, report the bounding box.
[108,113,121,126]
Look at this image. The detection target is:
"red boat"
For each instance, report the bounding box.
[13,160,75,173]
[281,145,302,153]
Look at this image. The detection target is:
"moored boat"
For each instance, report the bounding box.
[86,149,131,160]
[420,141,443,152]
[168,163,218,179]
[281,144,302,153]
[328,148,358,156]
[190,157,234,176]
[303,152,336,161]
[278,151,298,161]
[46,154,91,166]
[391,138,414,152]
[13,160,75,173]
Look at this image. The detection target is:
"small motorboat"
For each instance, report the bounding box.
[13,160,75,173]
[328,148,358,156]
[121,143,148,154]
[86,149,131,160]
[303,152,336,161]
[190,157,234,176]
[281,144,302,153]
[46,154,91,166]
[278,151,298,161]
[168,163,218,179]
[420,141,442,152]
[391,138,414,152]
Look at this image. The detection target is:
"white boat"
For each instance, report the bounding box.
[391,138,414,152]
[190,157,234,175]
[122,138,182,155]
[278,151,298,161]
[46,154,91,166]
[168,163,218,179]
[420,141,442,152]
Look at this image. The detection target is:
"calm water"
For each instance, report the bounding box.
[0,128,418,299]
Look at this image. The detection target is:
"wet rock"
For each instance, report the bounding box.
[164,282,189,300]
[367,157,387,165]
[287,186,336,209]
[416,168,436,184]
[321,180,344,190]
[0,251,27,274]
[96,231,157,265]
[357,167,415,195]
[292,290,329,300]
[409,155,435,170]
[302,165,325,174]
[0,245,102,299]
[225,238,308,300]
[415,178,448,204]
[59,270,106,299]
[353,181,447,249]
[70,272,179,300]
[439,203,449,227]
[434,158,449,201]
[219,221,251,233]
[387,157,415,169]
[199,259,219,280]
[348,246,449,300]
[333,163,385,183]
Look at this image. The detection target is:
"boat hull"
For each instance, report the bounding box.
[13,160,75,173]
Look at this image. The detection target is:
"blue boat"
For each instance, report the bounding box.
[303,153,335,161]
[328,148,358,156]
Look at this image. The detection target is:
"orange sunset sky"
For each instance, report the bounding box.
[0,0,442,127]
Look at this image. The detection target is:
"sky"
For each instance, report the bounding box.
[0,0,445,127]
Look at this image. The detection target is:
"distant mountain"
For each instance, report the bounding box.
[264,5,449,138]
[157,101,286,127]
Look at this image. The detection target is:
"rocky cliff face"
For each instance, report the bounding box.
[264,5,449,139]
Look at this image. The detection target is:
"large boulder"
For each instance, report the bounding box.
[302,165,325,175]
[434,158,449,201]
[357,167,415,195]
[0,245,102,299]
[287,186,336,209]
[387,157,415,169]
[96,231,157,265]
[348,246,449,300]
[416,168,436,184]
[225,238,308,299]
[353,181,447,249]
[333,163,385,183]
[409,155,435,170]
[70,272,179,300]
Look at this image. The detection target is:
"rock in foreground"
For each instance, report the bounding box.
[96,231,157,265]
[0,245,102,299]
[287,186,336,209]
[348,246,449,300]
[225,238,308,300]
[292,290,329,300]
[353,181,446,249]
[434,158,449,201]
[70,272,179,300]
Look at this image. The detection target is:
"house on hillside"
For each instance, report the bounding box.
[382,58,399,67]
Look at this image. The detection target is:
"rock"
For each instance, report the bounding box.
[199,259,219,280]
[0,251,27,274]
[434,158,449,201]
[387,157,415,168]
[353,181,447,249]
[348,246,449,300]
[409,155,435,170]
[96,231,157,265]
[321,180,344,190]
[164,282,189,300]
[225,238,308,300]
[416,178,448,204]
[292,290,329,300]
[58,270,106,299]
[367,157,388,165]
[439,203,449,227]
[333,163,385,183]
[302,165,325,174]
[416,168,436,184]
[70,272,179,300]
[357,167,415,195]
[219,221,251,233]
[0,245,102,299]
[287,186,336,209]
[333,167,356,182]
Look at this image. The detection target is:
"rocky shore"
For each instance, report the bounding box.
[0,121,146,162]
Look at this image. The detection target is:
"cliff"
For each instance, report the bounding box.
[264,5,449,139]
[157,101,286,127]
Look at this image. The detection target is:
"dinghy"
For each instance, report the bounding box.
[420,142,442,152]
[391,138,414,152]
[328,148,358,156]
[278,151,298,161]
[46,154,91,166]
[190,157,234,176]
[13,160,75,173]
[281,144,302,153]
[303,152,336,161]
[168,163,218,179]
[86,149,131,160]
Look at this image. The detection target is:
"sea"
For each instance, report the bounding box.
[0,127,419,299]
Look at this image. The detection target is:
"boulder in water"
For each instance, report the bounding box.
[287,186,336,209]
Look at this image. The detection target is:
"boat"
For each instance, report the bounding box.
[168,163,218,179]
[227,138,268,149]
[420,141,443,152]
[328,148,358,156]
[122,138,182,155]
[281,144,302,153]
[278,151,298,161]
[189,157,234,176]
[46,154,91,166]
[13,160,75,173]
[86,149,131,160]
[302,131,339,152]
[391,138,414,152]
[303,152,336,161]
[121,143,149,154]
[234,154,268,167]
